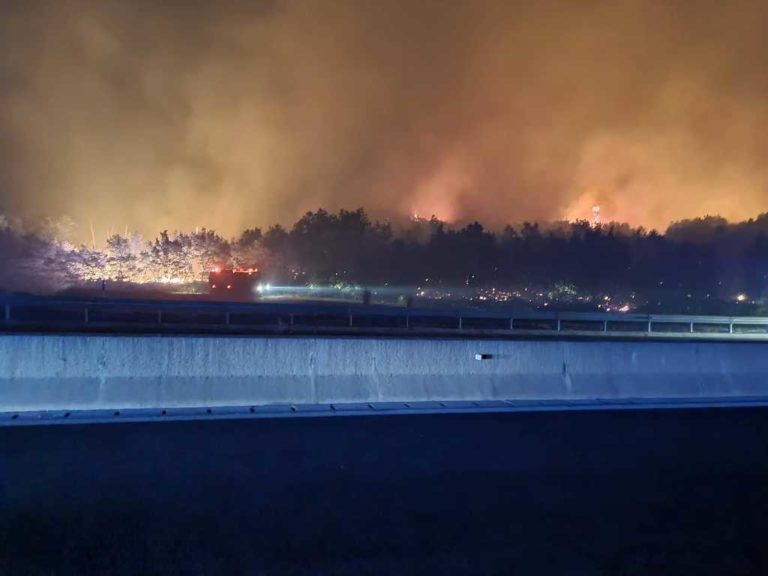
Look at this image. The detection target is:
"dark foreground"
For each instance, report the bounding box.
[1,408,767,575]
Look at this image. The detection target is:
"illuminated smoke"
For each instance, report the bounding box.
[1,0,768,241]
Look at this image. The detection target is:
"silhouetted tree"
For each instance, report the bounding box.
[3,208,768,312]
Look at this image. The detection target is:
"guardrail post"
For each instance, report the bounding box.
[458,316,463,330]
[729,322,733,334]
[509,318,514,330]
[647,320,652,333]
[689,322,694,333]
[556,318,561,331]
[603,320,608,332]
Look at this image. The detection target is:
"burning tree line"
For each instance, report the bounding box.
[0,224,261,290]
[2,209,768,302]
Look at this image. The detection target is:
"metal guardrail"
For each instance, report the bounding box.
[2,294,768,340]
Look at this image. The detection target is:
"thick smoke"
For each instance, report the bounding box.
[1,0,767,242]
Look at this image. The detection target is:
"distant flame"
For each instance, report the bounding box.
[591,205,601,227]
[409,149,475,223]
[563,188,617,224]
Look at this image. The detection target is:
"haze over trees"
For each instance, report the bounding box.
[1,209,768,307]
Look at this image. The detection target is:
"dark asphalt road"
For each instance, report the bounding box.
[1,408,767,575]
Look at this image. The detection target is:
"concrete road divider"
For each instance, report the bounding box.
[1,334,768,413]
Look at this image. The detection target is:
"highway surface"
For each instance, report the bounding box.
[1,407,767,574]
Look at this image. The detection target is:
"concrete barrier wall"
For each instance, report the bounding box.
[1,334,768,411]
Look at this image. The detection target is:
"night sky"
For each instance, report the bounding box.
[2,0,768,240]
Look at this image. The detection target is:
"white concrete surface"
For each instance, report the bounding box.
[1,334,767,412]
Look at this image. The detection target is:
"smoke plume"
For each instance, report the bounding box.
[2,0,767,241]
